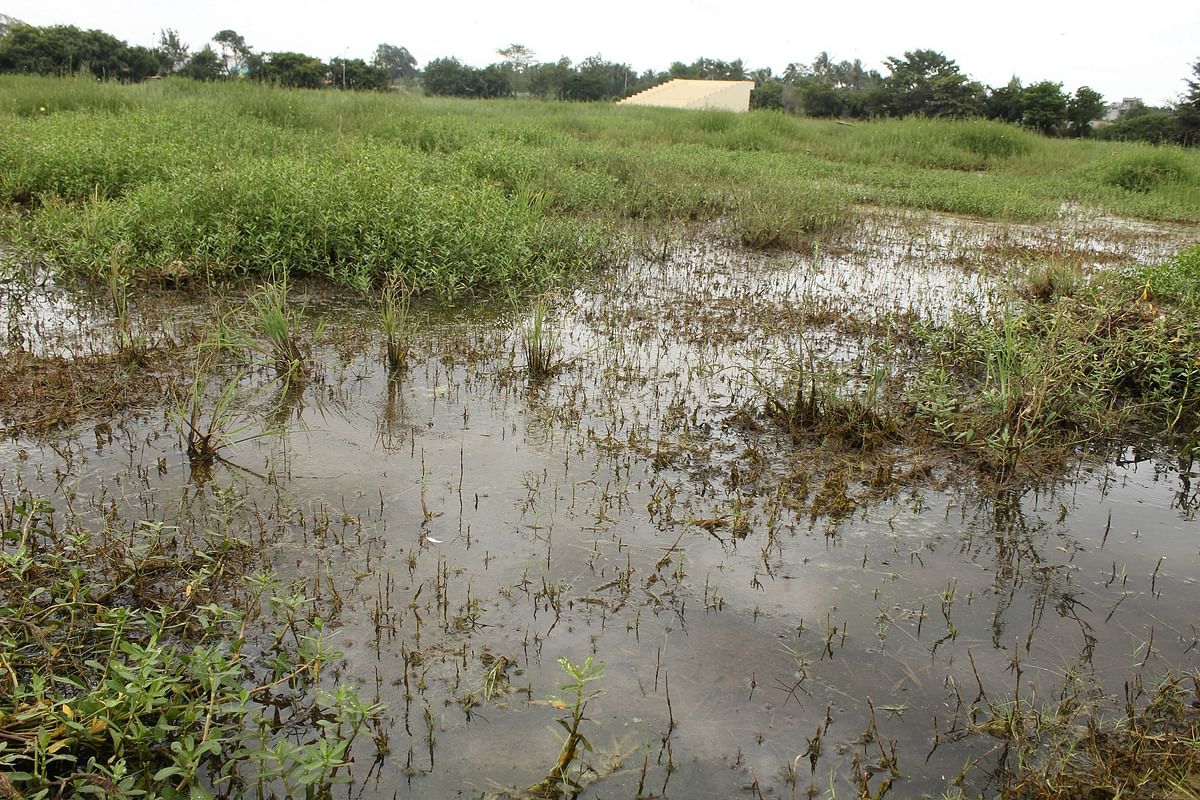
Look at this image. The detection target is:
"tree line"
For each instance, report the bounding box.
[1,21,1196,145]
[0,23,402,90]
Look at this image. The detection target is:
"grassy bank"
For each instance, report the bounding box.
[1,76,1199,295]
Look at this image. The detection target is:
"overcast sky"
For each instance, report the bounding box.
[3,1,1197,105]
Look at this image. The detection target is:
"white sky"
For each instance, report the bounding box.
[3,0,1197,105]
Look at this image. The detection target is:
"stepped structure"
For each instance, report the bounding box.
[618,79,755,112]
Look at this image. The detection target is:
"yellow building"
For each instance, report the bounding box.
[618,79,755,112]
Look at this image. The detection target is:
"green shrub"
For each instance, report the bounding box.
[1104,150,1194,192]
[951,120,1035,159]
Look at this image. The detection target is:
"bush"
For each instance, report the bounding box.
[950,120,1035,159]
[1104,150,1194,192]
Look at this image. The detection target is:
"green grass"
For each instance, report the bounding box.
[913,257,1200,478]
[1,76,1199,296]
[1139,244,1200,309]
[0,496,384,800]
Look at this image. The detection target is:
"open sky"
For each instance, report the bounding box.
[3,0,1197,105]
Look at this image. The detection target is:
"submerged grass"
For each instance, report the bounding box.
[958,668,1200,799]
[915,266,1200,478]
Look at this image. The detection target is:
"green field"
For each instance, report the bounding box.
[2,75,1198,296]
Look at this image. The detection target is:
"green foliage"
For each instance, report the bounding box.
[879,49,985,118]
[373,43,417,82]
[1137,245,1200,309]
[259,51,328,89]
[380,273,413,371]
[0,23,158,81]
[985,77,1025,123]
[1103,149,1195,192]
[248,276,309,377]
[917,277,1200,476]
[749,79,784,110]
[950,119,1035,158]
[529,656,605,797]
[1177,58,1200,147]
[0,77,1198,298]
[521,296,560,380]
[423,57,512,98]
[1065,86,1104,137]
[181,44,223,81]
[1020,80,1068,135]
[329,57,389,90]
[0,496,384,800]
[1096,109,1179,145]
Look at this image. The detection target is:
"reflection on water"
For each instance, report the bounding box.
[1,212,1197,797]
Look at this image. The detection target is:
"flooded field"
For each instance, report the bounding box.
[2,209,1199,798]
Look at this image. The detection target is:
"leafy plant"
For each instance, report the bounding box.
[529,655,605,798]
[0,495,385,800]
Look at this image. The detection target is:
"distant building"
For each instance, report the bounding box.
[618,79,756,113]
[1102,97,1142,122]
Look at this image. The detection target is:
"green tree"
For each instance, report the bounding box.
[212,29,252,76]
[986,77,1024,123]
[528,57,572,99]
[1177,58,1200,146]
[1065,86,1104,137]
[797,77,844,117]
[182,44,222,81]
[329,57,389,90]
[750,79,784,110]
[0,23,157,81]
[880,49,984,117]
[1096,109,1179,144]
[496,43,536,93]
[422,56,472,95]
[1021,80,1068,135]
[260,51,327,88]
[154,28,189,74]
[373,43,417,81]
[421,57,510,98]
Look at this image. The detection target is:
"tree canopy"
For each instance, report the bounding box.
[0,23,157,81]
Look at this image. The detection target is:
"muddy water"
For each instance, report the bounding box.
[2,211,1198,798]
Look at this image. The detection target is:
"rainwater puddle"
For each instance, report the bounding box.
[2,212,1197,798]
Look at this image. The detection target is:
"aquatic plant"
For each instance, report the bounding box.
[522,296,560,381]
[248,275,309,378]
[528,655,605,798]
[380,273,412,373]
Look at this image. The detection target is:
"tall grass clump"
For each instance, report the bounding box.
[960,668,1200,799]
[950,119,1036,160]
[916,270,1200,477]
[761,360,897,450]
[1103,148,1195,193]
[521,296,560,381]
[22,147,607,297]
[248,276,309,378]
[731,184,853,251]
[380,273,412,372]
